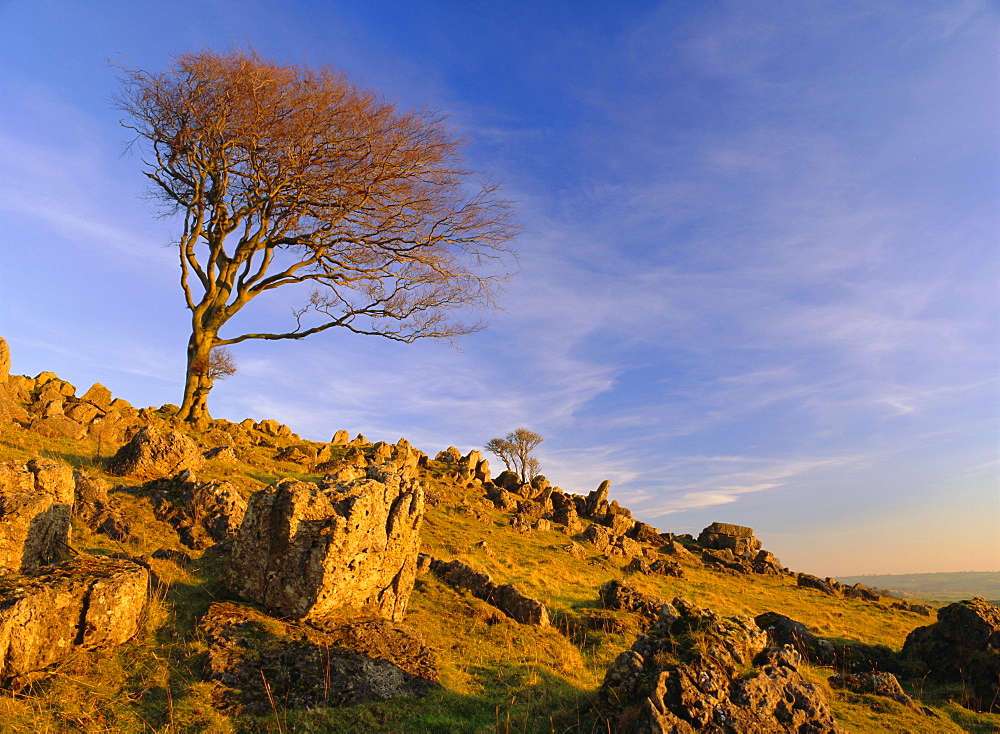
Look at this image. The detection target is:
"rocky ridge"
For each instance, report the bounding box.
[0,335,995,731]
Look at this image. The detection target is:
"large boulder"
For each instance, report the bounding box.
[597,598,844,733]
[902,598,1000,712]
[697,521,763,556]
[200,602,439,715]
[0,459,75,573]
[226,466,424,623]
[108,426,205,481]
[0,556,148,686]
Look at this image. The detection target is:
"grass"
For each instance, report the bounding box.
[0,391,998,732]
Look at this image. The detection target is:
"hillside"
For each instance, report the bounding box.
[0,343,998,732]
[837,573,1000,606]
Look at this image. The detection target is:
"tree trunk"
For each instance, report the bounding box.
[177,330,215,429]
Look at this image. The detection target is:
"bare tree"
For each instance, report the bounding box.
[115,49,518,427]
[485,428,543,484]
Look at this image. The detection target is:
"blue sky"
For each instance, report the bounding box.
[0,0,997,576]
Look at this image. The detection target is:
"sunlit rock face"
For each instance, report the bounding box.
[226,464,424,623]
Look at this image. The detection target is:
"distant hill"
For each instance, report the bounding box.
[837,572,1000,604]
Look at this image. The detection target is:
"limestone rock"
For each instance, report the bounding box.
[331,429,350,445]
[841,582,879,602]
[597,598,843,733]
[430,558,549,626]
[902,597,1000,712]
[145,473,248,549]
[200,602,439,716]
[0,556,148,685]
[203,445,239,463]
[227,469,424,622]
[551,506,583,532]
[584,522,615,553]
[0,384,30,424]
[108,426,205,481]
[599,580,666,622]
[435,446,462,463]
[797,573,840,596]
[0,459,74,573]
[828,672,929,713]
[486,485,519,511]
[891,601,932,616]
[628,521,662,545]
[756,611,900,674]
[697,521,763,556]
[80,383,113,410]
[752,549,785,575]
[661,538,695,558]
[626,558,684,578]
[255,419,292,438]
[560,542,587,559]
[474,458,491,483]
[603,512,635,537]
[585,479,611,516]
[27,415,86,440]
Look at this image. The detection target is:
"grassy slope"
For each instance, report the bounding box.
[0,394,998,733]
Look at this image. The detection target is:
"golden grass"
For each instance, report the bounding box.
[0,408,997,731]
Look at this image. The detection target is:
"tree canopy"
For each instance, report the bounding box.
[115,49,518,426]
[485,428,543,484]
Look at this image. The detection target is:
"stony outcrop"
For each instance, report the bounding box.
[0,459,75,573]
[890,601,932,616]
[828,672,931,714]
[625,557,684,578]
[226,466,424,623]
[0,555,148,686]
[597,597,844,733]
[584,523,642,558]
[143,472,247,549]
[585,479,611,516]
[429,558,549,626]
[599,580,666,622]
[73,470,132,541]
[697,521,762,555]
[200,602,439,715]
[756,611,900,674]
[797,573,840,596]
[108,426,205,481]
[902,597,1000,712]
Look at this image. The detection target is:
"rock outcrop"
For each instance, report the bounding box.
[430,558,549,626]
[143,472,247,549]
[108,426,205,481]
[828,672,930,714]
[755,611,900,674]
[0,459,75,573]
[200,602,439,715]
[599,580,666,622]
[697,521,762,555]
[226,466,424,622]
[597,597,844,733]
[0,556,148,686]
[902,597,1000,712]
